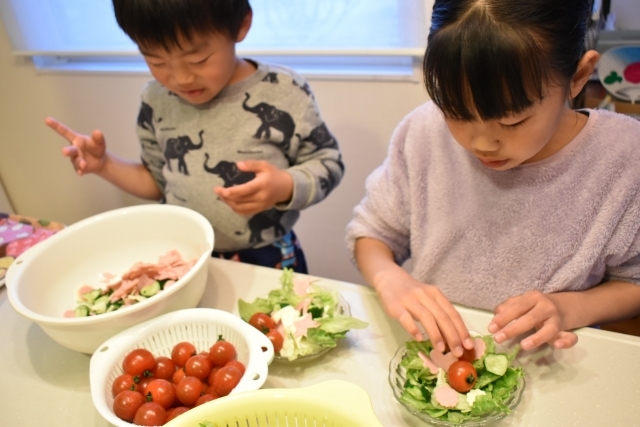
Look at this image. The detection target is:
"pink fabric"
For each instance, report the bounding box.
[347,103,640,311]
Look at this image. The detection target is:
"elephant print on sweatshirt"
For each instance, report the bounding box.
[319,157,345,196]
[137,102,156,133]
[242,93,295,154]
[164,130,204,175]
[203,155,255,187]
[297,122,338,151]
[262,72,279,83]
[235,209,286,244]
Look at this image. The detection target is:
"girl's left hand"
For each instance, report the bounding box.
[488,290,578,351]
[214,160,293,216]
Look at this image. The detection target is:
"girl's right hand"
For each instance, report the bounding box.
[374,269,474,357]
[45,117,107,176]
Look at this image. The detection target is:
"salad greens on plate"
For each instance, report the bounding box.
[238,268,368,361]
[392,335,524,425]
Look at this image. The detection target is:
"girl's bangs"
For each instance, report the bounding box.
[424,18,549,121]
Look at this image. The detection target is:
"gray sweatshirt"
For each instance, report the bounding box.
[346,101,640,311]
[137,60,344,252]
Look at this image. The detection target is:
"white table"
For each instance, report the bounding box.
[1,258,639,426]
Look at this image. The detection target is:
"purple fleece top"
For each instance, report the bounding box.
[346,102,640,311]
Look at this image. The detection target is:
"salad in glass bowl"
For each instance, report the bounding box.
[389,333,524,426]
[238,268,368,363]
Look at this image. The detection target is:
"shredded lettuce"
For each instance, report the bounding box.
[238,268,368,361]
[398,335,523,425]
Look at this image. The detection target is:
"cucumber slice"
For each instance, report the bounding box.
[484,354,509,376]
[80,289,101,304]
[74,305,90,317]
[140,281,161,297]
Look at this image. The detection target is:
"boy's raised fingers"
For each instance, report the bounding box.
[44,117,79,142]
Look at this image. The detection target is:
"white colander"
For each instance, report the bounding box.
[89,308,274,427]
[164,380,385,427]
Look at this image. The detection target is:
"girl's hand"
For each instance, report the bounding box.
[489,290,578,351]
[45,117,107,176]
[374,269,474,357]
[214,160,293,216]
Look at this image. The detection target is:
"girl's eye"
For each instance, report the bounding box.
[500,120,525,130]
[190,56,210,65]
[149,62,165,68]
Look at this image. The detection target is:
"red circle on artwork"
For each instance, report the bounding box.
[623,62,640,84]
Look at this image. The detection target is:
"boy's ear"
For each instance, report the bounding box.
[236,9,253,43]
[570,50,600,99]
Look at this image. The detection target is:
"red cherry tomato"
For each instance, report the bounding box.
[122,348,156,377]
[195,393,216,406]
[145,378,176,409]
[137,376,153,396]
[459,347,476,363]
[166,407,190,422]
[249,312,277,333]
[111,373,138,397]
[172,367,186,385]
[133,402,167,426]
[266,330,284,353]
[209,338,236,367]
[448,360,478,393]
[213,365,242,397]
[113,390,145,422]
[151,356,176,381]
[171,341,197,367]
[207,367,221,385]
[204,383,220,398]
[225,360,246,376]
[185,354,213,380]
[176,376,203,406]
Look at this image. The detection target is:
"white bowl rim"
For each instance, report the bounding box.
[5,204,214,325]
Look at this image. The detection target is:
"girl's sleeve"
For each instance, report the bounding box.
[278,76,344,211]
[606,205,640,285]
[137,96,167,194]
[345,116,414,266]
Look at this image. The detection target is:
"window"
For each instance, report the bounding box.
[0,0,432,79]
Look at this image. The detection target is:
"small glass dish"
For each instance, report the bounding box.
[272,294,351,364]
[388,337,525,426]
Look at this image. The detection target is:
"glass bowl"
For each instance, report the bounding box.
[272,294,351,364]
[388,338,525,426]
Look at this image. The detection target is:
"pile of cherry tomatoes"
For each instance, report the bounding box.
[248,312,283,353]
[111,336,243,426]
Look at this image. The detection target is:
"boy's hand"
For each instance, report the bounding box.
[488,290,578,351]
[374,269,474,358]
[214,160,293,216]
[45,117,107,176]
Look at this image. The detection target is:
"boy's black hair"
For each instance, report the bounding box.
[112,0,252,50]
[424,0,592,121]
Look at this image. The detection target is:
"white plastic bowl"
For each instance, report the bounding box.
[90,308,274,427]
[5,204,214,354]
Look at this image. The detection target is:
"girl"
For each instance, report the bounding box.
[346,0,640,357]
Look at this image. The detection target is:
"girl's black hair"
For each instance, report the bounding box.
[112,0,252,50]
[424,0,592,121]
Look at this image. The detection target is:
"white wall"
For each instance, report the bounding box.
[0,20,428,285]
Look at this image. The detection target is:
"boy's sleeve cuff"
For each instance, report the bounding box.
[275,169,312,211]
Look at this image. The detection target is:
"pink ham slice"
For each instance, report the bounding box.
[473,337,486,360]
[434,385,459,408]
[418,351,439,375]
[293,313,320,338]
[429,349,458,372]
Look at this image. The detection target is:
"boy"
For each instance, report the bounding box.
[45,0,344,273]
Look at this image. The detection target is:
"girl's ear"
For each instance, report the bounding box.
[570,50,600,99]
[236,9,253,43]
